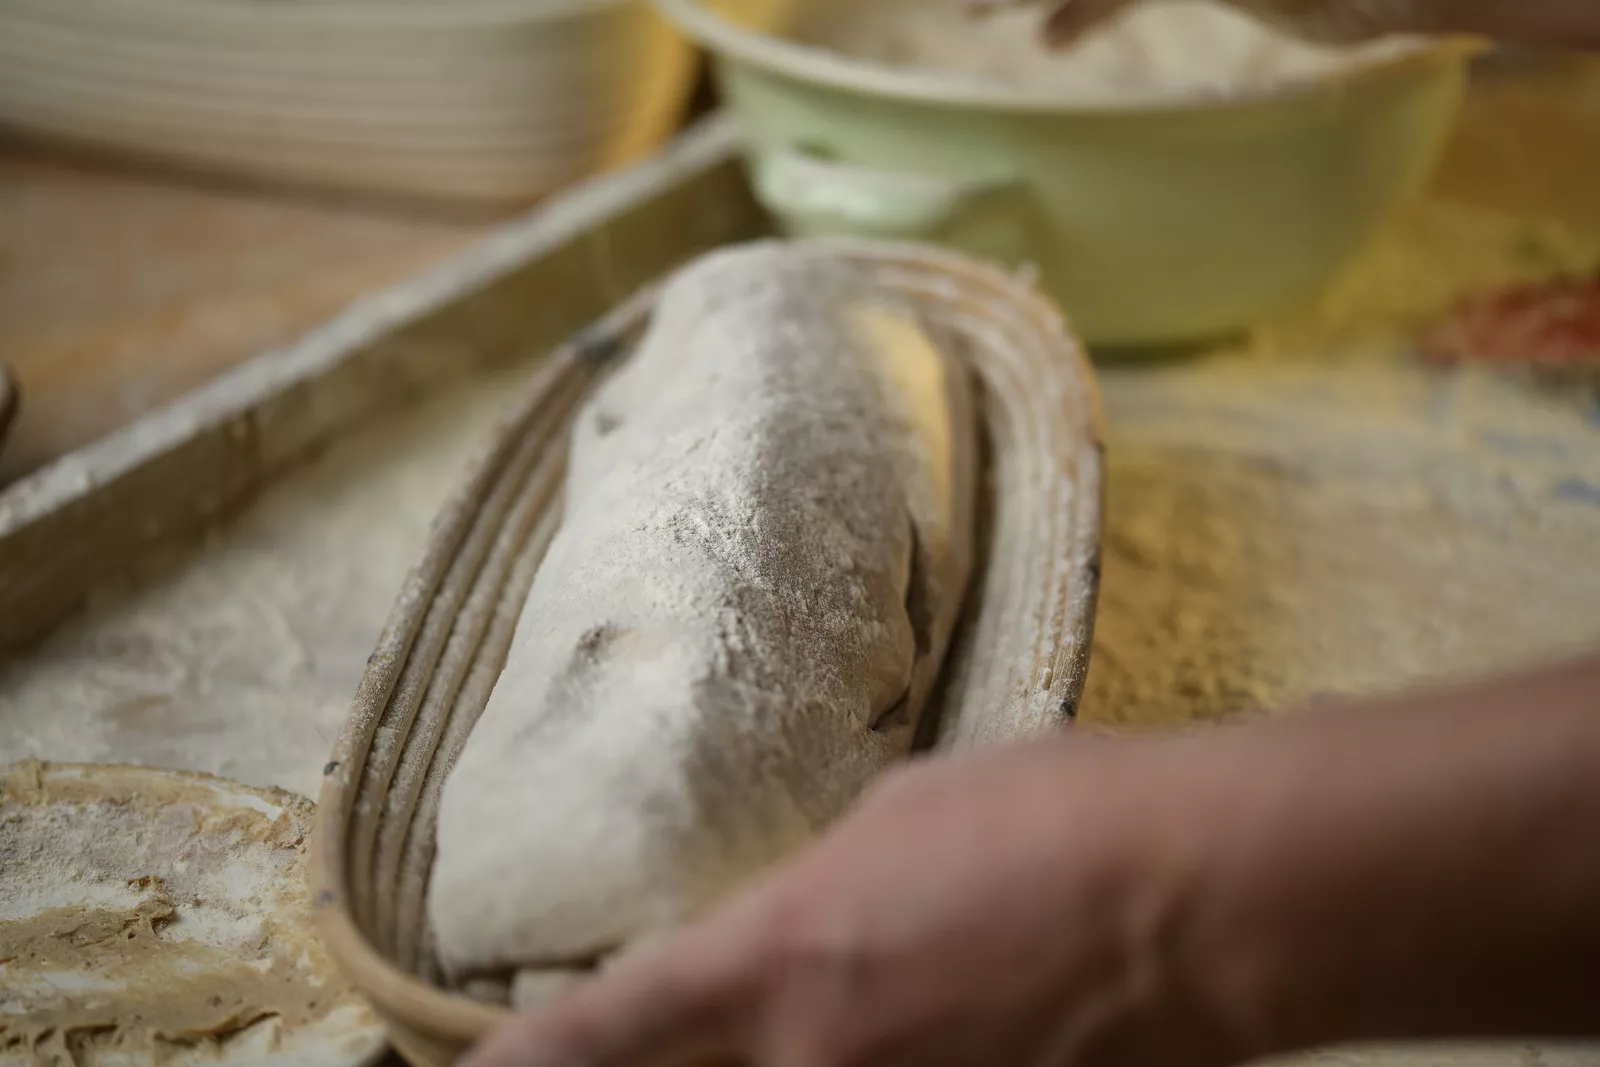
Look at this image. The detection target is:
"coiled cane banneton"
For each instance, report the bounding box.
[312,240,1104,1066]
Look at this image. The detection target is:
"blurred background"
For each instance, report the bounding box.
[1,5,1596,489]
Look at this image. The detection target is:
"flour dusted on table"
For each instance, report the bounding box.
[800,0,1417,102]
[0,361,522,801]
[428,243,977,989]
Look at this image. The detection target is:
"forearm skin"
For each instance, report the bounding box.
[1167,656,1600,1058]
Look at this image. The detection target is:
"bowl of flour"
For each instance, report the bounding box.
[655,0,1480,345]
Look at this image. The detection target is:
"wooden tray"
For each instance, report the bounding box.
[0,116,766,658]
[310,240,1104,1067]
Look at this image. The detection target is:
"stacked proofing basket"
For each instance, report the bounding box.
[0,0,700,204]
[312,242,1105,1066]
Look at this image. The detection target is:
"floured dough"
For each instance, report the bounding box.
[428,243,976,989]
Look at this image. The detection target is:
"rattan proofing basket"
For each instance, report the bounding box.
[0,0,698,205]
[312,240,1105,1066]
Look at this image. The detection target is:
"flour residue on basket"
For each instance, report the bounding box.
[0,762,381,1067]
[795,0,1418,102]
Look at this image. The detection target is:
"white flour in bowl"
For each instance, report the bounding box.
[796,0,1419,103]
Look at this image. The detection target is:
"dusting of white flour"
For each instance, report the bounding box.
[800,0,1418,102]
[0,363,529,801]
[1082,203,1600,728]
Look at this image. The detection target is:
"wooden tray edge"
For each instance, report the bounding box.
[0,113,764,656]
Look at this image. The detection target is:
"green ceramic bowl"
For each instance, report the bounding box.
[655,0,1479,345]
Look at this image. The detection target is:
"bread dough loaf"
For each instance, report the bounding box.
[428,243,977,988]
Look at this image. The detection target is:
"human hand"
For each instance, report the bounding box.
[462,655,1600,1067]
[461,735,1249,1067]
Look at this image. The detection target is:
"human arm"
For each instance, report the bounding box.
[463,655,1600,1067]
[1009,0,1600,48]
[1175,653,1600,1052]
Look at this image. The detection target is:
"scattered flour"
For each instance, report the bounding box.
[0,199,1598,909]
[0,361,532,801]
[1082,202,1600,729]
[0,761,381,1066]
[797,0,1420,102]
